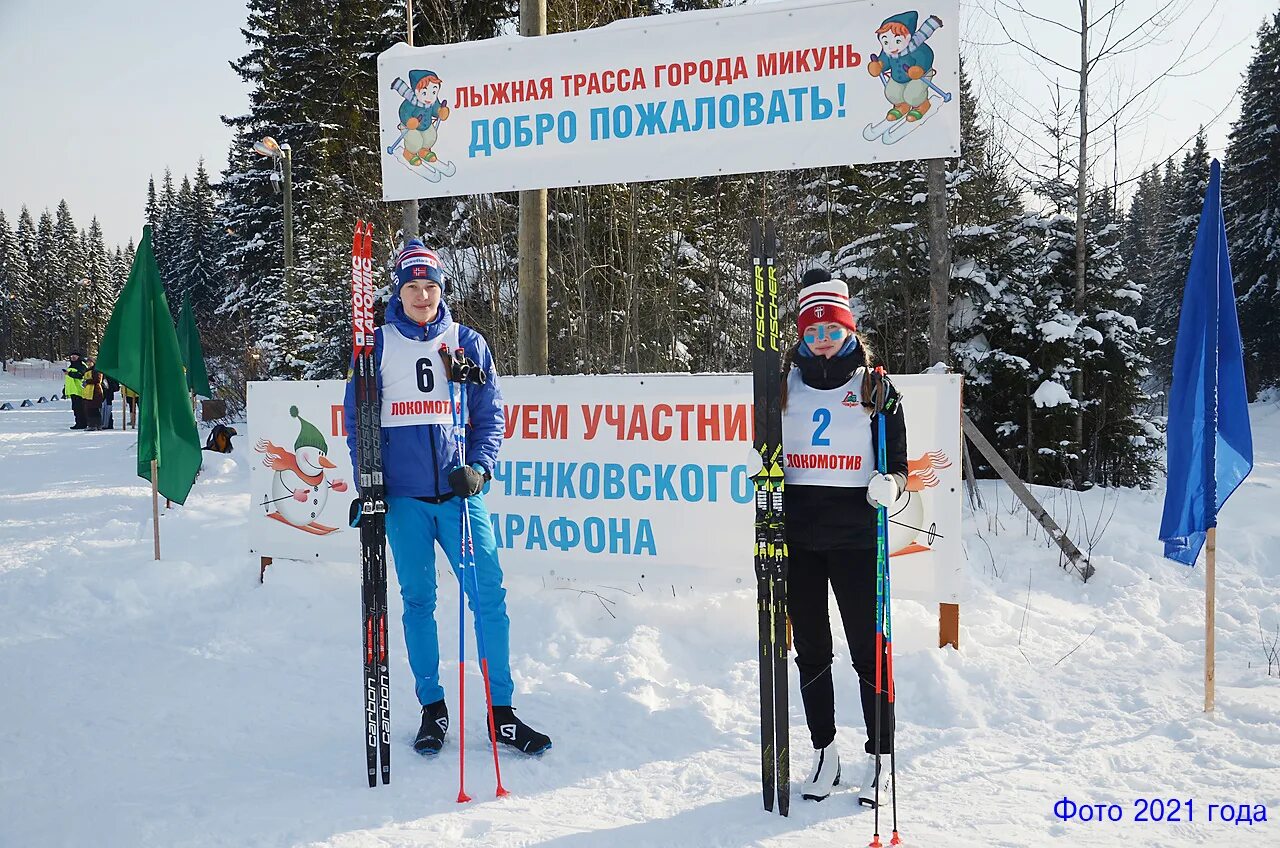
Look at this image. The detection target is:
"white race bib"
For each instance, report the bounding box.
[379,323,464,428]
[782,366,875,487]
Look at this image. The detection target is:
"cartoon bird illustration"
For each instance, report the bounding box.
[887,449,952,556]
[255,406,348,535]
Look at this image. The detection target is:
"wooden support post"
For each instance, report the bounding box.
[151,460,161,561]
[260,557,273,584]
[962,440,982,511]
[939,603,959,649]
[517,0,548,375]
[402,1,419,241]
[927,157,951,369]
[1205,527,1216,712]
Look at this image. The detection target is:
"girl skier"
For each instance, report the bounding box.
[782,268,907,806]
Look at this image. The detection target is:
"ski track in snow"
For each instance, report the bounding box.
[1,370,1278,847]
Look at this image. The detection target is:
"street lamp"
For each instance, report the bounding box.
[252,136,294,301]
[73,276,90,353]
[1,291,12,372]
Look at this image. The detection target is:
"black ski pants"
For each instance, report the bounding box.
[788,546,893,754]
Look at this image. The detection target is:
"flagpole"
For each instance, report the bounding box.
[151,459,161,561]
[1206,527,1216,711]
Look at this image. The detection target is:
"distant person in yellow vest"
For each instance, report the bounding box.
[62,351,89,430]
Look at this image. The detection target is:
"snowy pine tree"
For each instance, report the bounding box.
[1224,10,1280,394]
[0,210,33,364]
[13,208,38,358]
[52,201,80,355]
[33,210,59,359]
[1081,189,1161,487]
[82,219,114,351]
[1121,164,1164,385]
[169,161,222,325]
[155,169,180,300]
[1140,132,1210,393]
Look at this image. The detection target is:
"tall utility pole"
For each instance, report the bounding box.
[402,2,420,241]
[927,158,950,367]
[517,0,549,374]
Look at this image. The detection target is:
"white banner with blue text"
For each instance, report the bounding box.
[377,0,961,199]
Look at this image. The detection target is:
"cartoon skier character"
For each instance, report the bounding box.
[868,12,943,123]
[395,69,450,166]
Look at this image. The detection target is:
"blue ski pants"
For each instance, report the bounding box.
[384,494,514,707]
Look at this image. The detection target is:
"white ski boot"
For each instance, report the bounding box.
[857,754,893,808]
[799,743,841,801]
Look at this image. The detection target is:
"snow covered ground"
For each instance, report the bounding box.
[1,367,1277,848]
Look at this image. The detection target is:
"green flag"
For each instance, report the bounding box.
[96,226,202,505]
[177,291,212,398]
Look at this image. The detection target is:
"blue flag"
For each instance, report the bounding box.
[1159,159,1253,565]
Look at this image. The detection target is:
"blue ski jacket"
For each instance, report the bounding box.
[343,295,504,499]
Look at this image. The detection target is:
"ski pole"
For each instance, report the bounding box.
[875,368,900,846]
[387,126,411,156]
[446,347,508,798]
[443,357,472,804]
[923,77,952,103]
[455,350,504,799]
[455,371,504,799]
[869,367,888,848]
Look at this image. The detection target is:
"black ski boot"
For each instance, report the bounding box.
[490,706,552,755]
[414,699,449,756]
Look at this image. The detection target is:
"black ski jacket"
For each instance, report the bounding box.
[782,346,908,551]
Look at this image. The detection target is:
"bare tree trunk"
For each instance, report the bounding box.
[628,188,640,372]
[1074,0,1089,485]
[1026,395,1036,482]
[928,158,951,368]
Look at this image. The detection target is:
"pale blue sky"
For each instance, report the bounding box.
[0,0,249,246]
[0,0,1270,248]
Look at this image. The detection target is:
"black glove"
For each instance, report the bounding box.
[448,464,487,498]
[348,497,363,528]
[449,349,487,385]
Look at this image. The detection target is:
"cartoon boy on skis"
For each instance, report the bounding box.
[868,12,944,123]
[395,69,450,166]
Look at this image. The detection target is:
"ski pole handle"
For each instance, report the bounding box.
[438,343,457,380]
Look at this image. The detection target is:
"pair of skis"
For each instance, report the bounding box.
[861,96,944,145]
[351,220,390,787]
[862,71,950,145]
[749,219,789,816]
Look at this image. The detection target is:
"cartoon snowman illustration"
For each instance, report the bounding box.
[255,406,349,535]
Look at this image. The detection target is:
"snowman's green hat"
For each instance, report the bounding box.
[290,406,328,454]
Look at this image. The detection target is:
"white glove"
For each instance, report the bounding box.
[866,473,899,508]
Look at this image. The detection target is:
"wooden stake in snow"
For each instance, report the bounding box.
[1205,527,1216,712]
[151,459,161,561]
